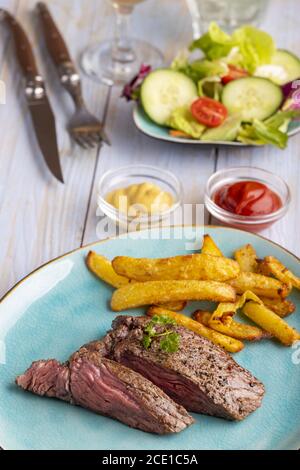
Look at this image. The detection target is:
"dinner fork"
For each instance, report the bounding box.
[37,2,110,149]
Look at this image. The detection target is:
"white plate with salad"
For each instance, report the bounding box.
[123,23,300,149]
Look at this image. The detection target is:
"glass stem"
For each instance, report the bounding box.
[112,7,135,64]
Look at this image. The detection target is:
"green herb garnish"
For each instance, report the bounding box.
[142,315,180,353]
[160,332,180,353]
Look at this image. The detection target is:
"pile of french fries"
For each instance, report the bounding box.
[86,234,300,353]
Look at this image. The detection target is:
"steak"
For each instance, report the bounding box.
[107,316,265,421]
[16,345,193,435]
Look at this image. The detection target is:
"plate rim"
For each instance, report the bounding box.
[133,105,300,146]
[1,225,300,451]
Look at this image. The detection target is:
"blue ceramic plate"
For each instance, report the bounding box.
[133,105,300,146]
[0,226,300,450]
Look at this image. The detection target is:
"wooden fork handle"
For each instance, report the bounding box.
[37,2,73,68]
[1,9,39,79]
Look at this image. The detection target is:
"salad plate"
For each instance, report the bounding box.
[0,226,300,450]
[127,23,300,149]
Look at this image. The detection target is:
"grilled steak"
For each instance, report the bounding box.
[16,345,193,434]
[107,316,265,421]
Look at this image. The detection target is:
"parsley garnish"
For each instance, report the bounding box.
[160,332,180,353]
[142,315,180,353]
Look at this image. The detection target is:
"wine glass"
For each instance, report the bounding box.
[186,0,269,37]
[81,0,164,86]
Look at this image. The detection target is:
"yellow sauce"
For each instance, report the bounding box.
[106,182,174,216]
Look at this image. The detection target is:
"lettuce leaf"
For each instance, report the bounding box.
[201,116,242,142]
[172,53,228,83]
[237,134,265,146]
[237,123,265,145]
[166,107,206,139]
[233,26,275,72]
[190,22,275,73]
[171,49,190,72]
[238,119,288,149]
[252,119,288,149]
[190,23,235,60]
[264,110,300,132]
[237,111,299,148]
[189,59,228,78]
[198,76,223,100]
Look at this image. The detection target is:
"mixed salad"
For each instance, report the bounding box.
[123,23,300,149]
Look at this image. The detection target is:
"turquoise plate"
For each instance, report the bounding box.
[0,226,300,450]
[133,105,300,146]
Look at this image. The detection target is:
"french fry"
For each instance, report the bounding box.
[206,291,271,340]
[193,310,213,325]
[147,306,244,353]
[160,300,187,311]
[112,253,240,282]
[256,259,272,276]
[259,297,296,318]
[258,256,300,290]
[111,280,236,311]
[211,291,262,322]
[234,244,258,273]
[86,251,186,311]
[201,234,223,257]
[242,301,300,346]
[228,272,291,299]
[86,251,130,288]
[193,310,269,341]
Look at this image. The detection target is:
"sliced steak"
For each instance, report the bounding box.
[16,359,71,402]
[16,347,193,435]
[107,316,265,421]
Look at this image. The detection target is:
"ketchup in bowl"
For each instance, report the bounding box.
[205,168,290,233]
[214,181,282,217]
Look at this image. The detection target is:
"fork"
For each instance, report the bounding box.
[37,2,110,149]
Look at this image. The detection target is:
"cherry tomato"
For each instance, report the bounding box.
[191,97,228,128]
[222,65,249,85]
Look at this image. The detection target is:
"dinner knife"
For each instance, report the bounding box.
[0,9,64,183]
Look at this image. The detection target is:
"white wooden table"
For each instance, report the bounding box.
[0,0,299,300]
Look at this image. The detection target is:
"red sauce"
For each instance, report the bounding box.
[214,181,282,216]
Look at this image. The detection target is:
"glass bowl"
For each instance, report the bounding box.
[205,167,291,232]
[97,165,183,230]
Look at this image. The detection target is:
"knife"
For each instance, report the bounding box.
[0,9,64,183]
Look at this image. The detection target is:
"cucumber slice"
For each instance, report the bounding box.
[222,77,283,122]
[255,50,300,85]
[140,69,198,125]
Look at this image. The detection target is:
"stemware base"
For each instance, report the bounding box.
[81,39,164,86]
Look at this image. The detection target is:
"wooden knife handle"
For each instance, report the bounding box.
[1,9,39,78]
[37,2,73,67]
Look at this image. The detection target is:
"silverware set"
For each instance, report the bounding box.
[0,3,110,184]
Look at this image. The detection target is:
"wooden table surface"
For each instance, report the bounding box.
[0,0,299,300]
